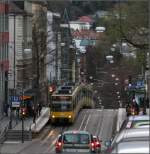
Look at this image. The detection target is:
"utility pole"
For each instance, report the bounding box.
[119,0,122,53]
[21,90,24,143]
[55,32,58,82]
[21,39,25,143]
[13,15,16,90]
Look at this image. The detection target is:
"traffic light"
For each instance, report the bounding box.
[20,108,26,118]
[49,85,55,94]
[49,86,53,93]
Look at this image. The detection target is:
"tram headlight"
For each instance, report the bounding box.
[68,115,72,118]
[52,115,55,118]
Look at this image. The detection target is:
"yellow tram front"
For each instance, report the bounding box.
[50,95,75,123]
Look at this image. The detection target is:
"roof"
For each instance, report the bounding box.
[116,140,149,153]
[72,29,100,40]
[78,16,94,23]
[63,130,90,135]
[116,128,149,144]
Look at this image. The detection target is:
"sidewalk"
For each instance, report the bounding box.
[0,107,50,132]
[0,140,34,154]
[0,116,10,131]
[0,113,18,132]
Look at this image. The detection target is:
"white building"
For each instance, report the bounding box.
[47,11,61,84]
[69,21,92,31]
[8,1,32,93]
[73,39,86,54]
[0,1,9,118]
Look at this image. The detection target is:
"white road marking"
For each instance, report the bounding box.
[78,114,86,131]
[84,114,91,131]
[97,109,102,111]
[4,141,21,144]
[45,138,57,153]
[95,110,103,136]
[42,130,54,144]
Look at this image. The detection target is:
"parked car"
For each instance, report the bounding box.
[55,130,96,153]
[105,128,149,152]
[110,138,149,153]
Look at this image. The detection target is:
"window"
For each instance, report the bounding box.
[52,102,72,112]
[63,133,90,144]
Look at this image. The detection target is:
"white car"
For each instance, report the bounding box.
[111,139,149,153]
[105,128,149,153]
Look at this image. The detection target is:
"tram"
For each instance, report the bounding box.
[50,84,93,124]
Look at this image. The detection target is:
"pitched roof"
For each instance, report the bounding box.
[72,29,99,40]
[78,16,94,23]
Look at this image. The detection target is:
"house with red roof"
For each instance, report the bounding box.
[72,29,103,53]
[69,16,94,31]
[78,16,94,24]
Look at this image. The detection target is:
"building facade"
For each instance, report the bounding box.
[0,0,9,118]
[47,11,61,84]
[8,1,32,95]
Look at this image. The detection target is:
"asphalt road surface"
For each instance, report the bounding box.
[1,109,117,154]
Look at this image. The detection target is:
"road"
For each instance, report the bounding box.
[0,109,117,154]
[94,64,127,109]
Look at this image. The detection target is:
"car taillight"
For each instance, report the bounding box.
[91,142,95,148]
[56,141,62,147]
[95,141,101,147]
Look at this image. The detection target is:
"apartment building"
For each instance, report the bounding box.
[47,11,61,85]
[0,0,9,118]
[8,1,32,95]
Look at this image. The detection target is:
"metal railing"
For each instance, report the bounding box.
[0,122,9,144]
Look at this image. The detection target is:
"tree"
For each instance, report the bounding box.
[106,1,149,50]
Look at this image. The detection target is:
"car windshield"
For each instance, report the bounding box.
[63,133,90,144]
[131,120,150,128]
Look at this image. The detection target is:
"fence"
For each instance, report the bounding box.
[0,122,9,144]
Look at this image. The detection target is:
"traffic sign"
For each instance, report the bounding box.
[11,101,21,108]
[10,96,21,107]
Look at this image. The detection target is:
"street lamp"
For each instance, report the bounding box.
[94,90,98,94]
[89,76,93,80]
[115,77,119,81]
[116,91,120,95]
[90,83,94,86]
[111,74,115,78]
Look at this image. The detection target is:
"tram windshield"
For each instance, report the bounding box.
[52,102,72,111]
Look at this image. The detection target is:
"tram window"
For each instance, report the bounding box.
[52,103,72,111]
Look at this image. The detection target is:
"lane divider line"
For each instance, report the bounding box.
[79,114,86,131]
[84,114,91,131]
